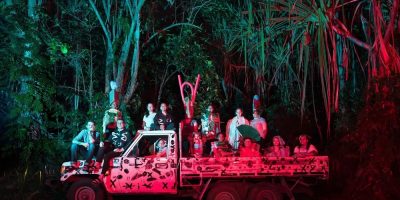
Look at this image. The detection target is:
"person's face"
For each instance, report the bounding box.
[218,134,225,142]
[273,137,280,146]
[299,136,309,146]
[117,120,125,129]
[253,111,259,118]
[158,140,166,148]
[160,103,167,112]
[244,139,252,148]
[147,103,154,112]
[194,133,200,140]
[207,105,214,113]
[87,122,95,131]
[235,109,242,117]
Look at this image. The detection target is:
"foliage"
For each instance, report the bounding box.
[328,76,400,200]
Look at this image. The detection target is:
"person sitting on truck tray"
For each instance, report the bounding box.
[70,121,100,169]
[265,135,290,157]
[211,133,233,157]
[96,119,132,173]
[155,139,168,157]
[154,102,175,131]
[239,137,260,157]
[293,134,318,157]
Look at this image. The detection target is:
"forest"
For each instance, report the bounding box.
[0,0,399,199]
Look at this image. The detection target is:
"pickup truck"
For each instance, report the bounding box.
[60,130,329,200]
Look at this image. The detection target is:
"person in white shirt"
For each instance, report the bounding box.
[293,134,318,157]
[142,103,157,130]
[250,109,268,150]
[226,108,249,150]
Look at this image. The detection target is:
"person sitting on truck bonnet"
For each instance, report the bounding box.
[70,121,100,168]
[96,119,132,174]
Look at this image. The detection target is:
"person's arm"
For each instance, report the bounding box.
[142,115,146,130]
[293,146,300,155]
[72,130,89,147]
[263,121,268,138]
[225,120,232,143]
[307,144,318,156]
[121,130,133,151]
[153,113,161,130]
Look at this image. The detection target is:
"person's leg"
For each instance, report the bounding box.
[101,151,120,175]
[71,143,79,162]
[96,147,105,163]
[85,143,96,164]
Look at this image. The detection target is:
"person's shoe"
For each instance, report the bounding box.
[72,161,81,169]
[82,164,90,172]
[94,162,102,169]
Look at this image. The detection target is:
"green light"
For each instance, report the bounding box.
[60,45,68,54]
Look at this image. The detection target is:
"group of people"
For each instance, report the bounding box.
[69,102,175,174]
[70,102,319,175]
[190,106,319,158]
[70,118,131,177]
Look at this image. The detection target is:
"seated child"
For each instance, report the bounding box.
[293,134,318,157]
[265,135,290,157]
[211,133,233,157]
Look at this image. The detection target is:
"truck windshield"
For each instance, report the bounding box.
[127,135,169,158]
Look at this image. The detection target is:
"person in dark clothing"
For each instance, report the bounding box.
[71,121,100,168]
[154,103,175,130]
[95,119,132,174]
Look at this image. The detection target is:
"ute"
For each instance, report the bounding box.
[60,130,328,200]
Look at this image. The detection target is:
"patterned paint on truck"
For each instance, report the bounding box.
[180,156,328,179]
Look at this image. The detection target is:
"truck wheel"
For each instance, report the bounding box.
[67,178,105,200]
[206,184,241,200]
[247,184,282,200]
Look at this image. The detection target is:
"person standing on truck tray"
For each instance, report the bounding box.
[250,109,268,151]
[154,102,175,130]
[201,104,221,156]
[239,137,260,157]
[293,134,318,157]
[96,119,132,174]
[226,108,249,151]
[143,103,157,130]
[70,121,100,168]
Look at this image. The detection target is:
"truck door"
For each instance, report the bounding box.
[104,131,178,195]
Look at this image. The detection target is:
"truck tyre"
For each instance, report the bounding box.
[206,184,241,200]
[247,184,282,200]
[67,178,105,200]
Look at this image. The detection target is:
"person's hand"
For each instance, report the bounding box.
[160,124,165,130]
[114,148,123,153]
[100,142,104,147]
[82,143,89,148]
